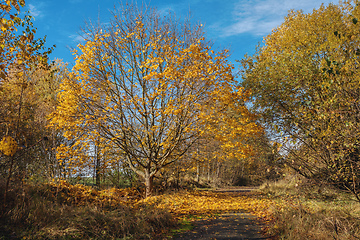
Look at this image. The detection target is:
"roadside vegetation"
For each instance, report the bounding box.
[0,180,174,239]
[259,175,360,239]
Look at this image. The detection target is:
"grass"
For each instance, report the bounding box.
[170,218,194,234]
[259,176,360,239]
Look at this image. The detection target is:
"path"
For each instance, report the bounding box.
[173,187,270,240]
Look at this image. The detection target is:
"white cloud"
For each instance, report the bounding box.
[28,4,44,18]
[158,5,175,15]
[69,34,86,43]
[218,0,335,37]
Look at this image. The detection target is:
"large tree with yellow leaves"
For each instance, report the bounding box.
[51,3,260,197]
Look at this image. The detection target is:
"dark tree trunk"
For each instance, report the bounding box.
[95,161,101,187]
[196,162,200,183]
[207,160,211,182]
[95,142,101,187]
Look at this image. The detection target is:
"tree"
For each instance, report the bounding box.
[178,115,277,187]
[0,0,51,81]
[0,0,24,80]
[241,1,360,201]
[0,0,55,205]
[51,3,260,197]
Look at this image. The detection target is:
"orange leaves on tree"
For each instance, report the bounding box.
[50,3,262,197]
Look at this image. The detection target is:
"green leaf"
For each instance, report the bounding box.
[353,18,358,24]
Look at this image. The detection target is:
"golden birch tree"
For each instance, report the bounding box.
[50,3,260,197]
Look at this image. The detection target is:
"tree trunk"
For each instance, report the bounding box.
[216,160,221,179]
[95,135,101,187]
[215,160,221,185]
[95,149,101,187]
[207,160,211,182]
[144,170,154,198]
[95,160,101,187]
[196,146,200,183]
[4,156,14,207]
[117,161,120,188]
[196,162,200,183]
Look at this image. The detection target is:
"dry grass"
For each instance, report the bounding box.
[260,176,360,240]
[0,181,174,239]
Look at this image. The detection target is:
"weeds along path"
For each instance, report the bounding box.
[140,187,274,239]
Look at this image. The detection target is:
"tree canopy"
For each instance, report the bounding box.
[241,1,360,200]
[50,3,261,197]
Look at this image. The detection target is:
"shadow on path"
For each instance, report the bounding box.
[173,212,268,240]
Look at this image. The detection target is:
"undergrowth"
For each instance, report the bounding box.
[259,176,360,240]
[0,181,174,239]
[6,177,356,239]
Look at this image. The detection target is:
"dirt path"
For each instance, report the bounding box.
[173,187,270,240]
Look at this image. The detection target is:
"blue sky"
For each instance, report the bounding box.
[25,0,335,67]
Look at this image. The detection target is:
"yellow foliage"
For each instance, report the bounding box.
[0,135,18,156]
[47,180,142,207]
[49,4,262,197]
[46,181,275,224]
[241,1,360,198]
[140,190,274,221]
